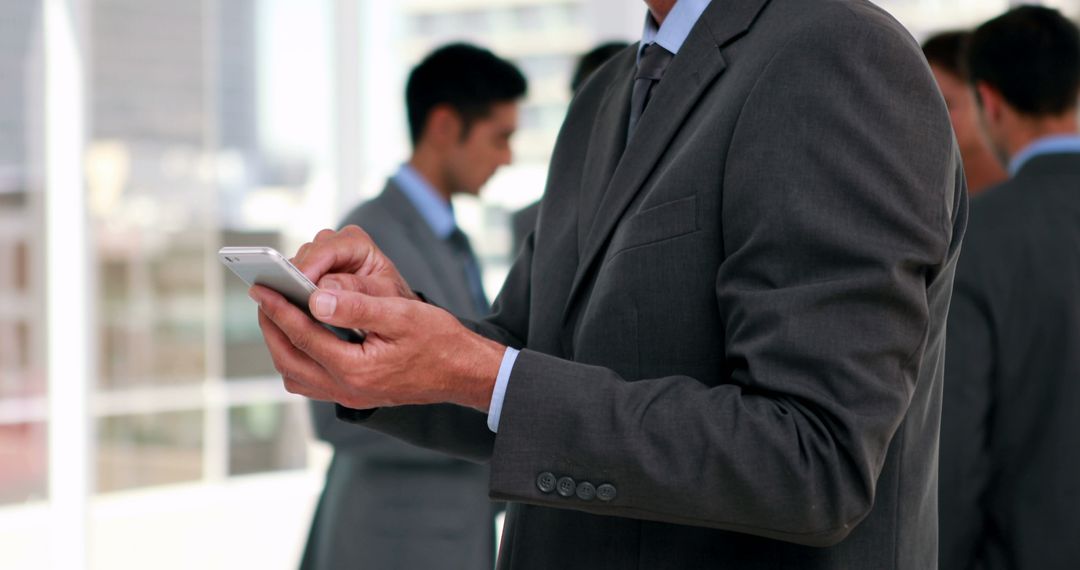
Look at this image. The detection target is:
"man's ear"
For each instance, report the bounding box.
[974,82,1004,125]
[424,105,464,148]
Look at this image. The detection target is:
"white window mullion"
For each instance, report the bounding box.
[44,0,91,568]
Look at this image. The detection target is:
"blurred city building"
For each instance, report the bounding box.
[0,0,47,509]
[85,0,310,494]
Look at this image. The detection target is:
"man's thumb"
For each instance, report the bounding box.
[309,289,408,336]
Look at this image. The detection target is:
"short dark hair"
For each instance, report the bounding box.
[922,30,972,80]
[968,6,1080,116]
[570,42,630,94]
[405,43,527,145]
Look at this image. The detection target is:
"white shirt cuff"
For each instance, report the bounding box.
[487,347,519,433]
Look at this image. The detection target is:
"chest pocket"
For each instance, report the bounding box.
[609,194,700,257]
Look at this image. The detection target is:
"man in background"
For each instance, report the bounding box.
[922,30,1007,195]
[510,41,629,254]
[301,43,526,569]
[939,7,1080,569]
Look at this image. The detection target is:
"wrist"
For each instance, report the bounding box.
[451,332,505,412]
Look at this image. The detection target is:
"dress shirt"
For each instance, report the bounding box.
[395,162,489,314]
[393,164,455,239]
[1009,134,1080,176]
[639,0,713,61]
[487,0,713,433]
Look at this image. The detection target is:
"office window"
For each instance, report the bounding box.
[97,411,204,493]
[4,1,1078,569]
[228,402,308,476]
[85,0,333,496]
[0,0,46,508]
[0,422,47,504]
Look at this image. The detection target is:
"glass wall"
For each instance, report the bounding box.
[84,0,325,492]
[1,0,1077,568]
[0,0,47,509]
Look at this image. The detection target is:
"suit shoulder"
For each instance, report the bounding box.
[966,171,1078,243]
[340,193,393,229]
[764,0,919,53]
[957,177,1057,280]
[966,180,1029,236]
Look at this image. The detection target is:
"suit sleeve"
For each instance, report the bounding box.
[309,203,523,457]
[939,221,995,569]
[333,231,536,462]
[486,15,959,547]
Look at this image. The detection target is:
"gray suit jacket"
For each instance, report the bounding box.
[339,1,967,568]
[940,152,1080,570]
[510,201,540,258]
[302,180,493,570]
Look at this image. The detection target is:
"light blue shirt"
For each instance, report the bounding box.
[1008,134,1080,177]
[487,1,712,433]
[639,0,713,61]
[393,164,455,239]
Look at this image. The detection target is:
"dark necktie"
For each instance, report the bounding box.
[627,42,675,140]
[447,228,490,317]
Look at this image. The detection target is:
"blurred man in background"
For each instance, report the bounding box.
[922,30,1007,195]
[939,6,1080,569]
[511,41,630,254]
[301,43,526,570]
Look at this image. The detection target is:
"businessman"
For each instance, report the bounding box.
[301,44,526,569]
[939,7,1080,569]
[922,30,1007,195]
[255,0,966,568]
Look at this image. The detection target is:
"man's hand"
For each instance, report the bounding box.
[251,228,505,412]
[292,225,419,301]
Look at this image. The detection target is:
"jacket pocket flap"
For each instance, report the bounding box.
[611,194,699,255]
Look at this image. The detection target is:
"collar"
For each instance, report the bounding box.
[1009,134,1080,176]
[639,0,713,63]
[392,164,456,239]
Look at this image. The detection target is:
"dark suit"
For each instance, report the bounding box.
[940,152,1080,570]
[339,0,966,567]
[302,180,494,570]
[510,201,539,257]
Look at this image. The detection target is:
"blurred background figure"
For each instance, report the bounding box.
[510,41,629,254]
[922,30,1008,195]
[940,6,1080,570]
[302,44,526,570]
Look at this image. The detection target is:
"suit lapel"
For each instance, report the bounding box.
[561,0,773,323]
[561,0,771,325]
[382,181,476,317]
[576,52,636,253]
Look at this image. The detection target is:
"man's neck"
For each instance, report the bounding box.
[1005,111,1080,160]
[645,0,676,25]
[407,151,453,203]
[962,144,1007,196]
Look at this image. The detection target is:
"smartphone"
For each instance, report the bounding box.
[219,246,366,343]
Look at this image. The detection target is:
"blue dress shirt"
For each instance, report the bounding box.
[1009,134,1080,176]
[393,164,455,239]
[639,0,713,61]
[487,0,713,433]
[395,163,490,316]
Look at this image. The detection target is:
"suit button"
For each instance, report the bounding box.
[536,472,557,493]
[556,476,576,497]
[597,483,617,502]
[576,481,596,501]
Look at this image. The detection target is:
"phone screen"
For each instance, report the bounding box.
[219,247,366,343]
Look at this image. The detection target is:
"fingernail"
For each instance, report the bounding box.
[322,279,341,291]
[248,289,261,305]
[314,292,336,318]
